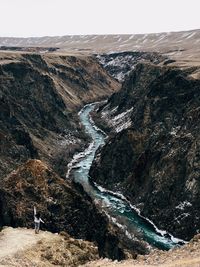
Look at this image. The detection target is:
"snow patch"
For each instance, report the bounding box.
[101,106,133,133]
[185,32,196,39]
[170,126,181,136]
[59,133,79,146]
[110,107,133,133]
[176,201,192,210]
[129,35,135,40]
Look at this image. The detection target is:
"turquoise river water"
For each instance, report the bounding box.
[70,103,185,250]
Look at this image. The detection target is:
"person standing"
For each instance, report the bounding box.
[34,206,44,234]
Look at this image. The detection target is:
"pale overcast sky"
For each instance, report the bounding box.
[0,0,200,37]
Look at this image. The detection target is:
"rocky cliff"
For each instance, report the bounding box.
[96,51,166,82]
[0,159,147,259]
[90,62,200,241]
[1,51,143,260]
[0,51,120,178]
[83,234,200,267]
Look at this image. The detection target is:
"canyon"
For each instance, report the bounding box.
[90,62,200,241]
[0,51,119,178]
[0,28,200,266]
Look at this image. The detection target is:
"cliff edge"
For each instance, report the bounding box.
[0,227,99,266]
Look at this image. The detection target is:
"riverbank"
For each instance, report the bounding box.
[68,103,184,251]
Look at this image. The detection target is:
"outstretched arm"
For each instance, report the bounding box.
[40,218,45,224]
[34,206,36,216]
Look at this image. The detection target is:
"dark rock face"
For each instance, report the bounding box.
[0,159,147,260]
[0,53,119,178]
[0,59,70,177]
[96,51,166,82]
[90,63,200,240]
[0,46,59,53]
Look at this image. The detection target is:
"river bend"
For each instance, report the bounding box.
[70,103,185,250]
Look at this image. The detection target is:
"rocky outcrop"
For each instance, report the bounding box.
[82,233,200,267]
[0,52,120,178]
[0,159,147,260]
[90,63,200,240]
[96,51,166,82]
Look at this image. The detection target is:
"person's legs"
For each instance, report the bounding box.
[35,222,40,234]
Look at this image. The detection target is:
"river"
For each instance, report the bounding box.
[69,103,185,250]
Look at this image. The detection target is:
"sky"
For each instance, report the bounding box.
[0,0,200,37]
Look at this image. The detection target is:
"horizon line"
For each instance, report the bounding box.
[0,28,199,39]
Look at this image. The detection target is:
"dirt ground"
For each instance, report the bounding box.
[0,227,98,266]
